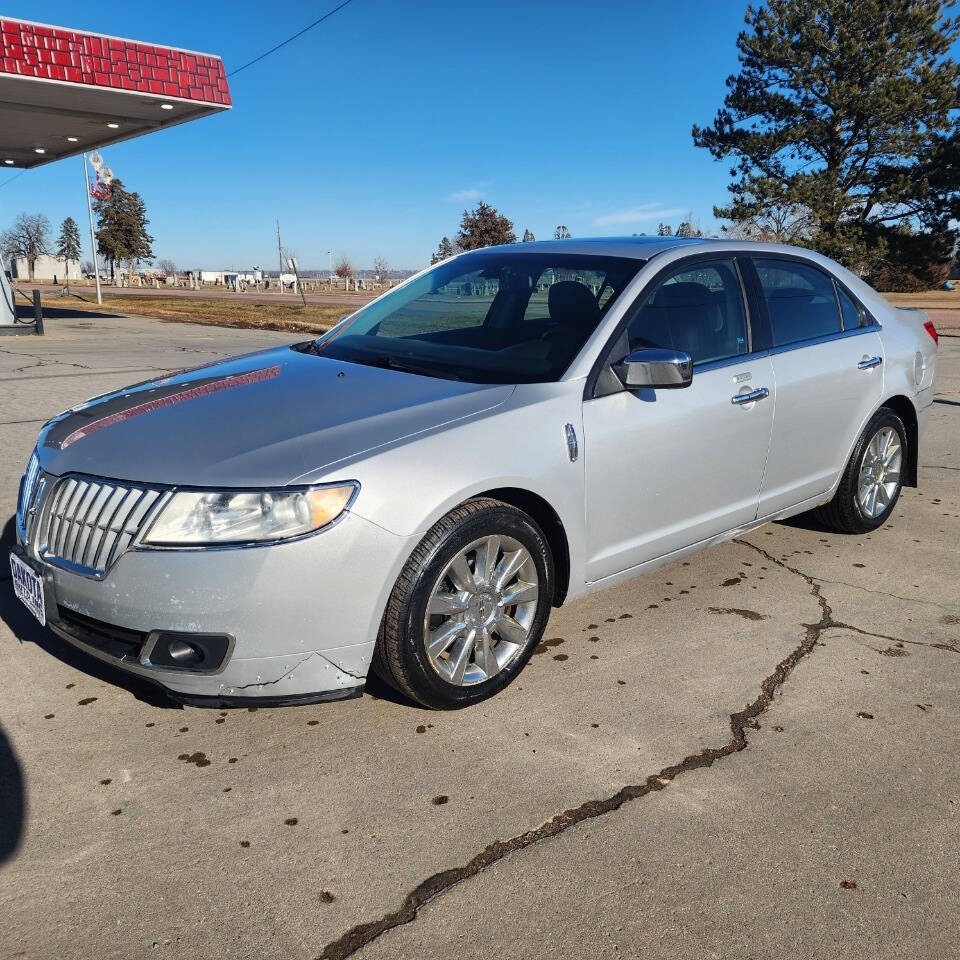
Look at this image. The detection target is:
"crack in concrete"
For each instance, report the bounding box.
[0,346,91,376]
[315,541,832,960]
[921,463,960,472]
[810,575,960,615]
[736,541,959,654]
[3,366,172,383]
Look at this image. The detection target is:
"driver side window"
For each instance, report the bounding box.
[626,259,749,365]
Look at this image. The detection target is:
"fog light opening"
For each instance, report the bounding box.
[166,638,203,664]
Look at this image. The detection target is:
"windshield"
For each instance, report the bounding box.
[314,252,641,384]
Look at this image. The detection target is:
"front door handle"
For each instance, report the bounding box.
[858,356,883,370]
[731,386,770,406]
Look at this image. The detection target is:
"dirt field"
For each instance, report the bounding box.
[19,281,959,337]
[27,293,351,335]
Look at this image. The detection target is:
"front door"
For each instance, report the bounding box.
[583,257,773,581]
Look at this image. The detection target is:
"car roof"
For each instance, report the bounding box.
[463,235,828,263]
[469,235,706,260]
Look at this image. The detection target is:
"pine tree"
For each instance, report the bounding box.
[456,202,516,250]
[430,236,459,264]
[522,228,535,242]
[56,216,82,264]
[94,179,154,280]
[693,0,960,282]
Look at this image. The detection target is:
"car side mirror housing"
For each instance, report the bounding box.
[613,348,693,390]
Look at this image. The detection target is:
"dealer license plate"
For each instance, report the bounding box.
[10,552,45,626]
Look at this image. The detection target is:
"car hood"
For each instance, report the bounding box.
[36,344,515,486]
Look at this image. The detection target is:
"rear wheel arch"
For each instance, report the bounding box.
[879,395,918,487]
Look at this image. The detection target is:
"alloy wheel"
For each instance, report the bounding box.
[857,426,902,519]
[423,534,539,686]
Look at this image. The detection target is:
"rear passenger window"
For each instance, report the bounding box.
[753,259,842,346]
[626,260,748,365]
[836,284,868,329]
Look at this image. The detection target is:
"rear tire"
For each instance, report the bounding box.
[373,497,554,709]
[815,408,907,534]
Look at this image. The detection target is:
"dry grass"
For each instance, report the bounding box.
[50,294,346,334]
[38,285,960,339]
[882,289,960,309]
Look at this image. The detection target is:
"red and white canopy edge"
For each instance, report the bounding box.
[0,17,231,169]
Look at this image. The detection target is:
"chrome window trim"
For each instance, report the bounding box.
[767,322,881,356]
[694,351,770,374]
[690,321,882,374]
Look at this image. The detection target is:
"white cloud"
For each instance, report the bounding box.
[447,181,492,203]
[592,205,688,227]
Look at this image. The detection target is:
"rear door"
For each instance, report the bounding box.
[747,256,884,517]
[582,255,774,580]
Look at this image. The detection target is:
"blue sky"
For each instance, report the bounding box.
[1,1,756,270]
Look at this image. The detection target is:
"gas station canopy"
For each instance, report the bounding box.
[0,17,231,168]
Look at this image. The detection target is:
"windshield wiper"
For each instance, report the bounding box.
[365,355,463,381]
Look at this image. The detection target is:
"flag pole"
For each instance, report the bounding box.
[82,153,102,305]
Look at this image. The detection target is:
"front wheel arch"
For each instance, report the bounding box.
[475,487,570,606]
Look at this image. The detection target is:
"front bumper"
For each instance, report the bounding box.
[13,511,415,704]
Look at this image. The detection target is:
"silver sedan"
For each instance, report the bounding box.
[10,237,939,708]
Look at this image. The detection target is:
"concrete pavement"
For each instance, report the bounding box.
[0,312,957,960]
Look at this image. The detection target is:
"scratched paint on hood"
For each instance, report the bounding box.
[48,365,283,450]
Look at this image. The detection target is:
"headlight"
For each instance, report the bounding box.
[142,483,358,546]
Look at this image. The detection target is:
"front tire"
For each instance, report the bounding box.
[815,408,907,534]
[373,497,554,708]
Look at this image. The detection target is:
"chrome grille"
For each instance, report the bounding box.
[39,476,164,577]
[15,450,40,541]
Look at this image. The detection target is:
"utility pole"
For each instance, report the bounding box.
[82,153,102,305]
[276,220,283,295]
[327,249,332,288]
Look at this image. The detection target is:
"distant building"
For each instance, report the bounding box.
[11,254,80,282]
[198,269,260,285]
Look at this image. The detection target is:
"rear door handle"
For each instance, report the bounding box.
[731,387,770,405]
[858,356,882,370]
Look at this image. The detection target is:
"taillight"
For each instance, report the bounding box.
[923,320,938,347]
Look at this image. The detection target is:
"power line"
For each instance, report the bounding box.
[227,0,356,77]
[0,2,355,192]
[0,169,27,192]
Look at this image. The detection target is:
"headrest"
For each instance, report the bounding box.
[765,286,816,301]
[652,282,710,307]
[548,281,597,327]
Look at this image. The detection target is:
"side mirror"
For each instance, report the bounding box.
[613,348,693,390]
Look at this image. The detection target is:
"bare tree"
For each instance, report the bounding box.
[334,253,354,278]
[722,204,812,244]
[372,256,390,283]
[0,212,51,280]
[157,258,177,276]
